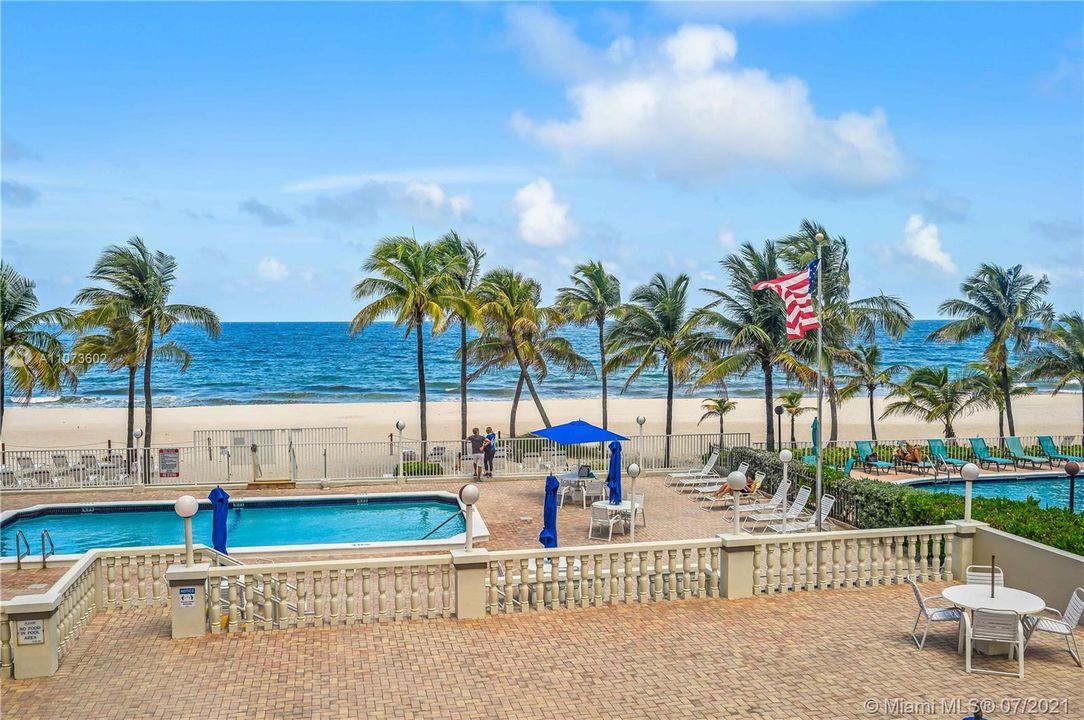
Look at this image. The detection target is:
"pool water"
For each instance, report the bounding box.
[0,496,465,555]
[913,475,1082,512]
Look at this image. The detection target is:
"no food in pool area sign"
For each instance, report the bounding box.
[16,619,44,645]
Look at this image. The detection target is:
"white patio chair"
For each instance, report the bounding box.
[965,565,1005,587]
[1024,587,1083,667]
[963,608,1025,678]
[666,451,720,486]
[735,478,791,515]
[672,460,745,492]
[699,471,763,512]
[905,575,961,649]
[588,505,621,541]
[582,478,607,508]
[745,485,810,528]
[0,468,17,488]
[631,493,646,527]
[767,493,834,533]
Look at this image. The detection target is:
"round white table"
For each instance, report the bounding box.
[942,585,1045,615]
[592,500,637,513]
[943,585,1045,657]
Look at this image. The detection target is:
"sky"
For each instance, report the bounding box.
[2,1,1082,321]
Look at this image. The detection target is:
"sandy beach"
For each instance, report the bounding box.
[1,393,1080,449]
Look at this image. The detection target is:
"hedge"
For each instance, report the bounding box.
[395,460,445,477]
[722,447,1084,556]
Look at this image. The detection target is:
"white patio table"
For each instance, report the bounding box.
[942,584,1045,656]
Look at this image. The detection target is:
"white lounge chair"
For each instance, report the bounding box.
[1024,587,1083,667]
[666,452,720,486]
[699,471,763,512]
[588,505,621,541]
[672,460,745,491]
[735,478,791,515]
[768,494,835,533]
[965,564,1004,587]
[905,575,961,649]
[745,485,810,527]
[963,608,1025,678]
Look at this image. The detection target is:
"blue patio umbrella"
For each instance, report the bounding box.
[208,486,230,554]
[606,441,622,505]
[539,474,559,548]
[530,419,628,444]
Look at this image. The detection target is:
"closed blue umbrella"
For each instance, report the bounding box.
[607,441,622,505]
[539,474,559,549]
[208,486,230,554]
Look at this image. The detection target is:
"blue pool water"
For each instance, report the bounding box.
[0,496,465,555]
[913,475,1082,512]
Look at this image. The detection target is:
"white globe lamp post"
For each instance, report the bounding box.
[627,462,642,542]
[726,470,747,535]
[961,463,980,521]
[174,495,199,567]
[395,420,406,484]
[779,449,793,533]
[459,483,481,551]
[635,415,646,468]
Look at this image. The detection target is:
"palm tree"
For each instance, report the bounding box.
[556,261,621,428]
[436,231,485,440]
[605,273,722,464]
[698,396,737,451]
[466,317,595,436]
[777,390,814,444]
[929,263,1053,436]
[837,344,909,441]
[696,241,813,452]
[966,361,1036,439]
[1027,312,1084,435]
[74,238,221,448]
[0,262,75,436]
[881,366,985,439]
[474,269,562,428]
[351,236,467,446]
[780,221,913,442]
[68,310,192,460]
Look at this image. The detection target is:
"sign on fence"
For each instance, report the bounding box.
[158,448,180,478]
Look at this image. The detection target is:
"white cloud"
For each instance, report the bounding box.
[403,180,472,218]
[902,215,956,273]
[511,13,903,190]
[257,257,290,282]
[664,24,737,73]
[300,180,471,226]
[718,226,736,249]
[513,178,578,247]
[607,36,635,63]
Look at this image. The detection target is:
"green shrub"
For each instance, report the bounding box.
[395,460,444,477]
[721,447,1084,555]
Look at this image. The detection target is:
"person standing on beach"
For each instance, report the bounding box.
[467,428,486,479]
[483,426,497,478]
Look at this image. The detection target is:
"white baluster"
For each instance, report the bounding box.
[345,569,356,625]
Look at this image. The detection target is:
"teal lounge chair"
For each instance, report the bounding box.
[801,453,817,466]
[841,457,855,478]
[855,440,896,475]
[1038,436,1084,464]
[969,437,1015,470]
[1004,436,1051,469]
[928,438,967,476]
[893,441,938,475]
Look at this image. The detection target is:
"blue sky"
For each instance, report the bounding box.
[2,1,1081,321]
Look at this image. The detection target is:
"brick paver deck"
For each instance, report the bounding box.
[2,582,1081,719]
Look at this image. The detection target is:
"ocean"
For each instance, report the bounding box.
[20,320,1058,408]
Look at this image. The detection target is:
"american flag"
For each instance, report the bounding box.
[752,259,821,339]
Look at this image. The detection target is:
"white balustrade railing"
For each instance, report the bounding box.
[485,539,722,614]
[0,432,749,490]
[97,546,218,610]
[739,525,956,595]
[0,610,11,679]
[207,555,455,632]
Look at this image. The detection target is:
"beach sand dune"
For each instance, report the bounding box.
[2,394,1080,449]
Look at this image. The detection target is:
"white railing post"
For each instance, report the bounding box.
[717,535,755,599]
[450,549,488,620]
[164,563,210,639]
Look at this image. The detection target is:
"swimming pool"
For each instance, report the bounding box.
[910,474,1082,511]
[0,492,478,556]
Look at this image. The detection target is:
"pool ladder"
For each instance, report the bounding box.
[12,529,53,570]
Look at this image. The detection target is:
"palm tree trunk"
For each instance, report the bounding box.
[510,336,551,427]
[762,359,774,451]
[1080,391,1083,438]
[510,371,525,437]
[828,383,839,443]
[0,355,5,438]
[126,366,136,473]
[415,312,428,451]
[143,325,154,448]
[664,363,674,467]
[999,365,1016,436]
[459,317,468,441]
[997,408,1005,440]
[718,416,724,453]
[597,318,608,429]
[868,389,877,442]
[790,415,796,444]
[945,419,955,439]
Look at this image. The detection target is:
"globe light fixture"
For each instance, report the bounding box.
[726,470,747,534]
[961,462,980,521]
[459,483,481,551]
[627,463,642,542]
[174,495,199,567]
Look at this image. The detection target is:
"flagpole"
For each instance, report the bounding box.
[814,232,824,531]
